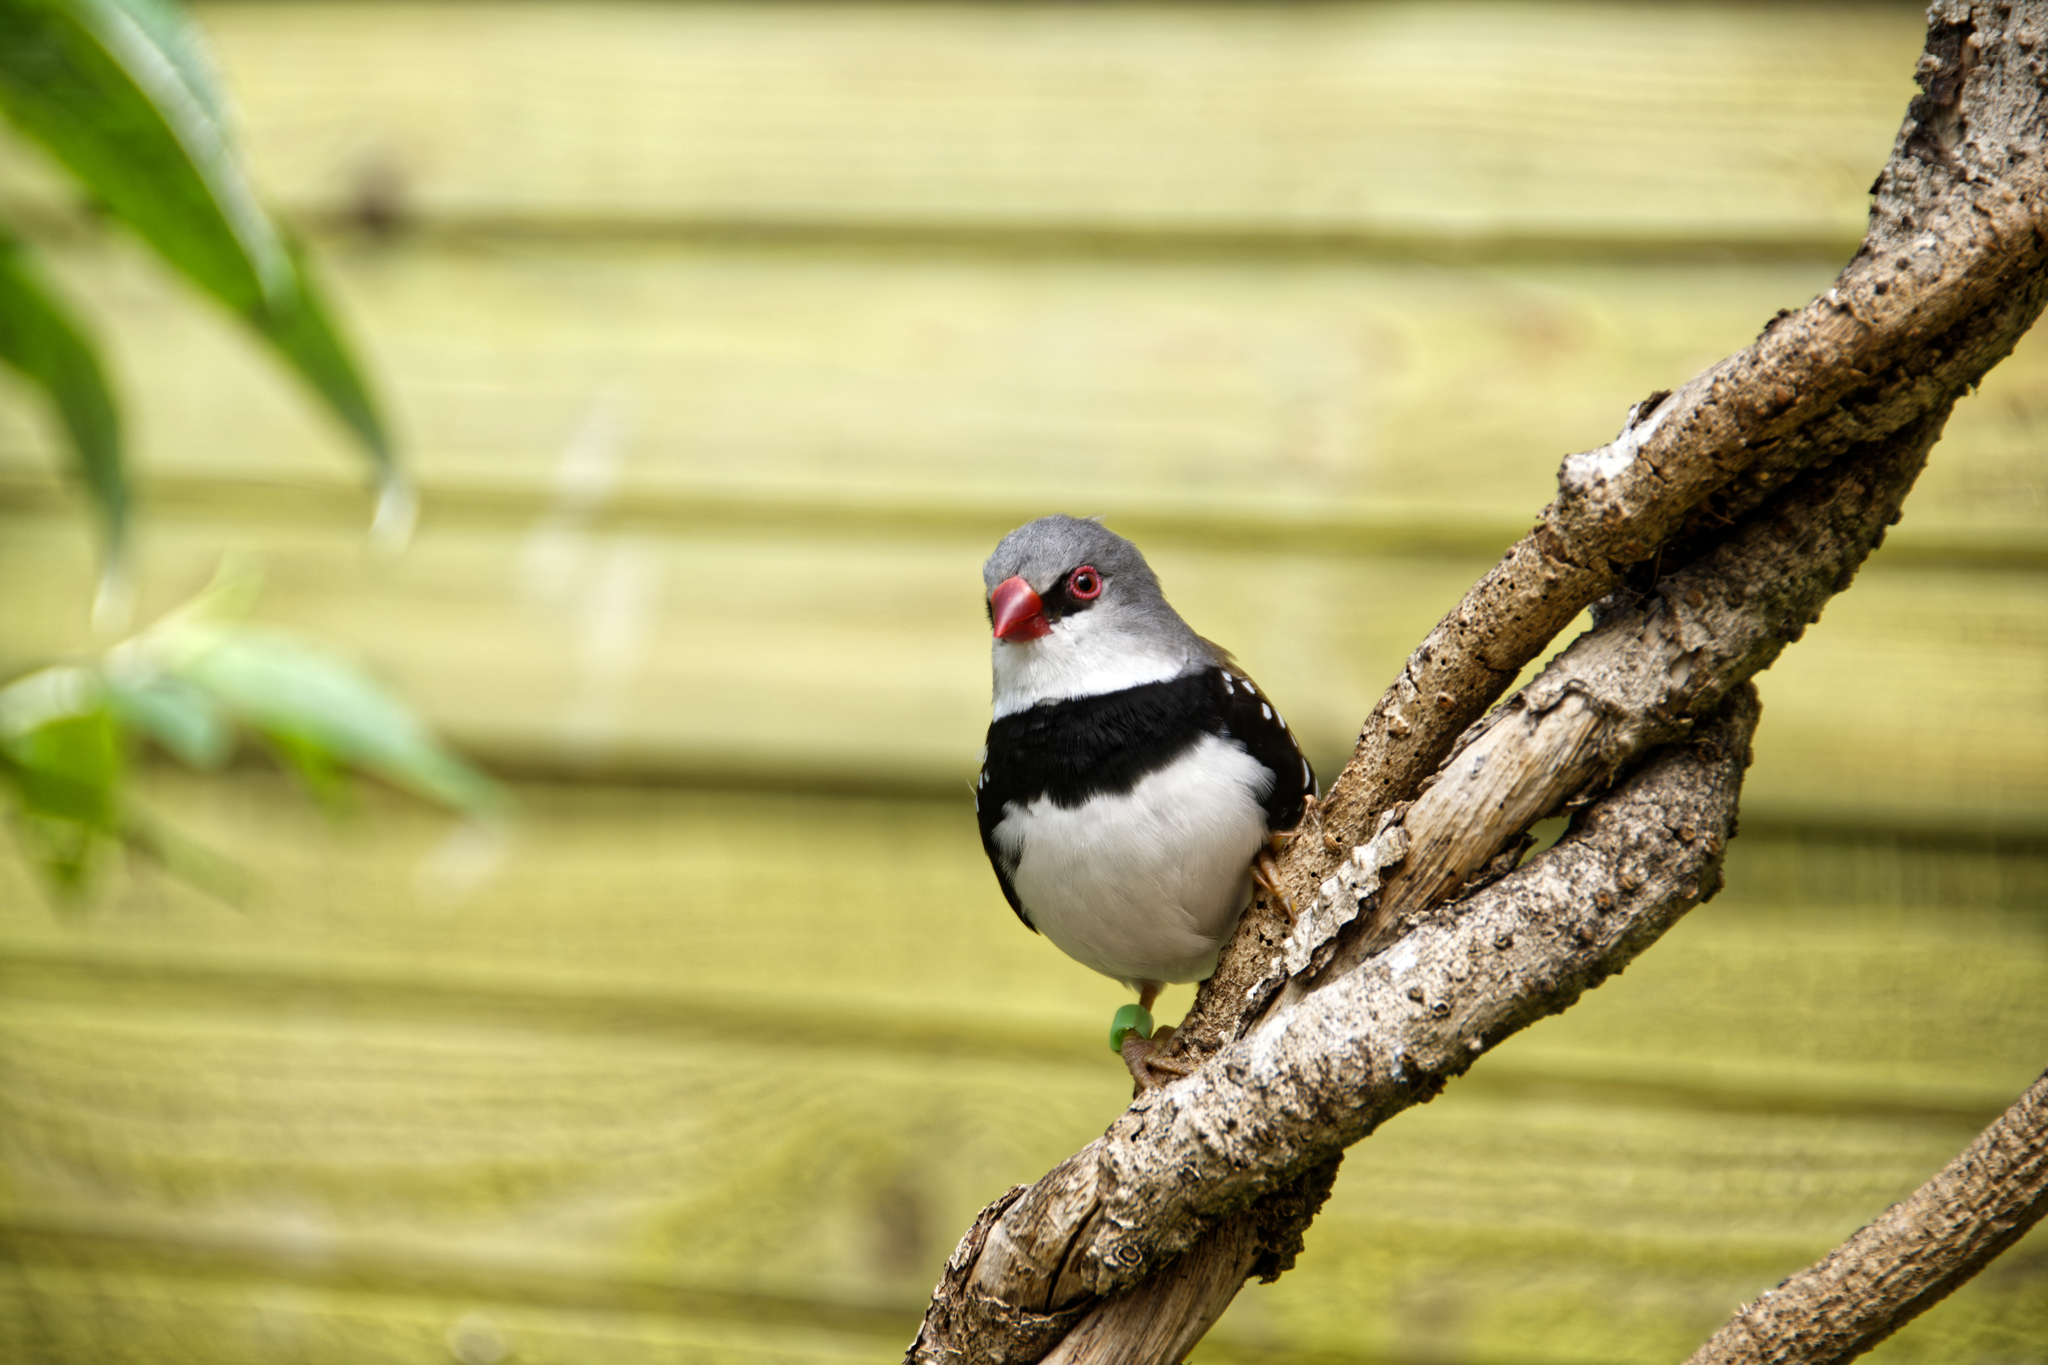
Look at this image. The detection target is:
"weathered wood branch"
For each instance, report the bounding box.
[1218,0,2048,1040]
[1686,1069,2048,1365]
[916,368,1942,1365]
[911,4,2048,1360]
[1365,406,1942,930]
[911,689,1759,1363]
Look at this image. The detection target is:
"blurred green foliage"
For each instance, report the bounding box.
[1,568,503,894]
[0,0,396,551]
[0,0,494,894]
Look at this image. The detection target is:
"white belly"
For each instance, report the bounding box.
[992,733,1271,988]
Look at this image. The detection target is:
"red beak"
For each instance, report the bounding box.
[989,575,1052,641]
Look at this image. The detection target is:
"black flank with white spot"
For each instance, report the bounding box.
[975,665,1315,931]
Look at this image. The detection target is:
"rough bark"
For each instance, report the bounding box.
[1186,0,2048,1056]
[915,385,1931,1365]
[911,4,2048,1361]
[911,691,1759,1362]
[1686,1070,2048,1365]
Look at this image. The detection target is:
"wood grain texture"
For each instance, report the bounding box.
[0,774,2042,1360]
[16,2,1896,248]
[1380,408,1937,921]
[2,510,2044,824]
[0,2,2043,1360]
[1272,0,2048,951]
[6,239,2047,539]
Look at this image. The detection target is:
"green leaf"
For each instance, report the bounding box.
[0,220,124,549]
[262,725,351,816]
[0,0,396,483]
[0,667,120,827]
[174,626,504,816]
[103,669,229,766]
[0,665,125,891]
[5,707,122,827]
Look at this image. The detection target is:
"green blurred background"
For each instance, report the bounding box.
[1,2,2045,1361]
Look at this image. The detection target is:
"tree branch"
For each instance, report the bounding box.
[1687,1069,2048,1365]
[912,689,1759,1363]
[915,385,1939,1365]
[911,3,2048,1360]
[1193,0,2048,1054]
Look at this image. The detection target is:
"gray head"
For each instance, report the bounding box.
[983,514,1160,603]
[982,515,1217,715]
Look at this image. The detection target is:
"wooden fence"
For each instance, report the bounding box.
[0,3,2042,1361]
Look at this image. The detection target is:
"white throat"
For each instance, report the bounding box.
[991,607,1200,718]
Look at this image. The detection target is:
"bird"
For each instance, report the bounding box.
[974,515,1317,1088]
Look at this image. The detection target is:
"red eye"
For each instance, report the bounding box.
[1069,566,1102,600]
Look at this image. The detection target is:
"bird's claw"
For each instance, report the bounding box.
[1252,848,1297,923]
[1121,1025,1192,1091]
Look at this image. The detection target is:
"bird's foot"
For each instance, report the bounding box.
[1121,1025,1192,1091]
[1112,1004,1191,1090]
[1252,848,1297,923]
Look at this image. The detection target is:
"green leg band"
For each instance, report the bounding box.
[1109,1003,1155,1054]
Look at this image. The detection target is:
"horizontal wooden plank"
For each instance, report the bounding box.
[0,1,1920,251]
[0,774,2039,1095]
[5,502,2047,824]
[0,777,2042,1361]
[4,236,2044,540]
[0,1260,911,1364]
[3,794,2042,1107]
[1,7,2041,1362]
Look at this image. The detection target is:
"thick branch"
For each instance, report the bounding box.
[1687,1070,2048,1365]
[1370,408,1940,926]
[911,693,1758,1362]
[1204,0,2048,1049]
[933,388,1927,1349]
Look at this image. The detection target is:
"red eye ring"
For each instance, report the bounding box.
[1069,566,1103,600]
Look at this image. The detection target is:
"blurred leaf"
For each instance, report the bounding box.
[103,669,229,766]
[0,0,396,483]
[0,569,505,898]
[173,626,505,816]
[0,662,101,736]
[0,219,124,549]
[261,724,351,816]
[0,667,123,891]
[5,708,121,826]
[267,232,396,484]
